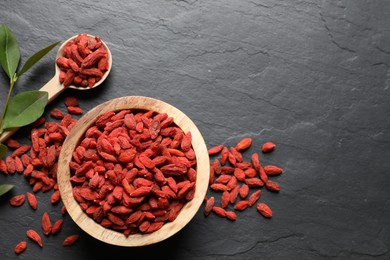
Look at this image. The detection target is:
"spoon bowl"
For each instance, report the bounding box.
[55,34,112,91]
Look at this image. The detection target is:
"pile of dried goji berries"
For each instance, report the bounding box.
[1,96,199,254]
[69,109,197,236]
[56,33,109,88]
[1,96,83,255]
[204,138,283,220]
[0,94,284,256]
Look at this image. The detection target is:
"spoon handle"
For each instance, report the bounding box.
[0,76,64,144]
[40,75,65,103]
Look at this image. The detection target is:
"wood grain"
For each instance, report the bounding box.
[57,96,210,247]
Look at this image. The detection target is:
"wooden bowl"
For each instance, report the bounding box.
[57,96,210,246]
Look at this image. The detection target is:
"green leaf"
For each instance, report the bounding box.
[0,24,20,79]
[0,184,14,197]
[17,41,60,77]
[2,90,48,129]
[0,143,7,159]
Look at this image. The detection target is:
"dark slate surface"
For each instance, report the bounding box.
[1,0,389,259]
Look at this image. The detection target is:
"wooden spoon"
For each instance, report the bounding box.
[0,34,112,143]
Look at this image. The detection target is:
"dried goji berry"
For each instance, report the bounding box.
[14,156,24,173]
[264,165,283,175]
[229,185,240,204]
[5,156,16,174]
[14,241,27,255]
[234,200,249,211]
[42,212,52,235]
[212,206,226,218]
[63,234,79,246]
[262,142,275,153]
[9,194,25,207]
[145,221,164,233]
[220,146,229,166]
[245,177,264,188]
[239,184,249,199]
[207,144,224,155]
[234,167,246,182]
[51,219,64,235]
[0,159,8,174]
[256,202,272,218]
[50,108,65,119]
[26,229,42,247]
[204,196,215,216]
[221,191,230,208]
[215,175,232,184]
[235,137,252,151]
[50,190,61,204]
[64,96,79,107]
[6,138,21,149]
[225,211,237,221]
[248,190,261,206]
[26,192,38,210]
[265,180,281,192]
[210,183,228,191]
[67,106,83,115]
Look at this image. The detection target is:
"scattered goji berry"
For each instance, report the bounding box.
[265,180,281,192]
[207,145,224,155]
[42,212,52,235]
[256,202,272,218]
[225,211,237,221]
[235,137,252,151]
[6,138,21,149]
[0,159,8,174]
[67,106,83,115]
[50,108,65,119]
[262,142,275,153]
[9,194,25,207]
[26,192,38,210]
[234,200,249,211]
[14,241,27,255]
[26,229,43,247]
[212,206,226,218]
[64,96,79,107]
[50,190,61,204]
[205,137,284,221]
[248,190,261,206]
[5,156,16,174]
[51,219,64,235]
[204,196,215,216]
[264,165,283,175]
[63,234,79,246]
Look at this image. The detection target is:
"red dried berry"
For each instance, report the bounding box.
[262,142,275,153]
[14,241,27,255]
[9,194,25,207]
[256,202,272,218]
[63,234,79,246]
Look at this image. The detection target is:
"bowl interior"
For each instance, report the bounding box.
[57,96,210,246]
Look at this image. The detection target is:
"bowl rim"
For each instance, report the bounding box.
[57,96,210,246]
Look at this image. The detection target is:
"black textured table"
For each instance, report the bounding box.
[1,1,389,259]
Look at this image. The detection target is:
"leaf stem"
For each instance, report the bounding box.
[0,74,17,134]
